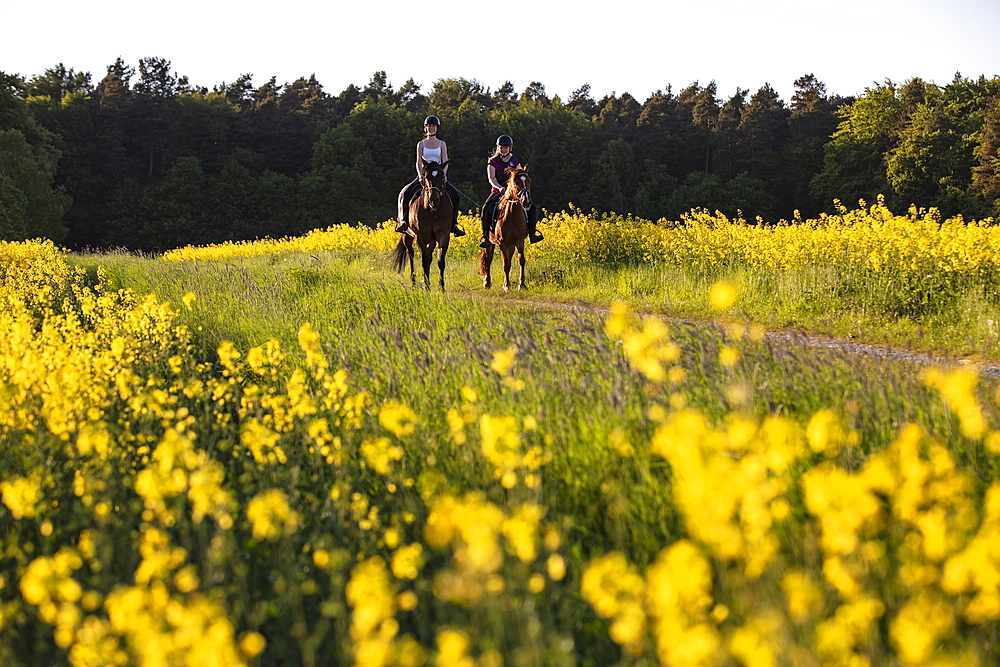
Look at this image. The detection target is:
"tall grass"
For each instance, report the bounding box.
[157,202,1000,360]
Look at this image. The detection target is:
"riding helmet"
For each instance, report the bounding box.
[424,115,441,126]
[496,134,514,146]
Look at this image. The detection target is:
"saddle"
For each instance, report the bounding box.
[483,200,503,243]
[486,200,499,225]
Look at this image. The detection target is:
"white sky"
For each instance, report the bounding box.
[1,0,998,104]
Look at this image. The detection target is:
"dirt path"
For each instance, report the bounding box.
[507,296,1000,379]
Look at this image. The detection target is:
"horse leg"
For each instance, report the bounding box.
[501,244,514,292]
[437,244,447,291]
[421,243,434,290]
[481,246,493,289]
[517,242,526,291]
[407,237,416,285]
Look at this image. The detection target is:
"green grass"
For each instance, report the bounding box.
[76,248,999,480]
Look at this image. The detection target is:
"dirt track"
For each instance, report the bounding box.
[514,297,1000,379]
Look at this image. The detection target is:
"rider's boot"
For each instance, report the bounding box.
[479,214,491,248]
[395,192,410,233]
[451,210,466,237]
[527,213,544,244]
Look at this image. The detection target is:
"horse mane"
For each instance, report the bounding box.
[501,165,529,203]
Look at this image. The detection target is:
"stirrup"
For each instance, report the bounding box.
[452,226,466,237]
[478,238,489,249]
[529,231,544,243]
[395,221,409,234]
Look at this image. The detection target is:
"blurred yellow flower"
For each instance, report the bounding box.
[246,489,300,541]
[239,631,267,658]
[490,346,517,375]
[391,544,424,580]
[1,476,41,519]
[709,281,737,310]
[718,345,740,368]
[380,400,419,438]
[436,629,474,667]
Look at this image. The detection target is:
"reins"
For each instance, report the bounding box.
[419,174,445,205]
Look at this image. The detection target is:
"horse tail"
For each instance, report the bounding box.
[390,236,408,273]
[477,247,489,276]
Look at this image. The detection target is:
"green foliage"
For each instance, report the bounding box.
[0,128,70,241]
[428,77,491,115]
[590,139,637,213]
[135,156,212,248]
[0,72,71,241]
[300,124,382,227]
[814,77,1000,215]
[25,63,92,101]
[655,172,775,220]
[6,59,1000,250]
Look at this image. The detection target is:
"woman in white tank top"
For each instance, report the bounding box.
[396,116,465,236]
[421,144,442,164]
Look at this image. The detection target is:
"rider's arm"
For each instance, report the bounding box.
[415,141,425,177]
[439,141,449,177]
[487,162,503,191]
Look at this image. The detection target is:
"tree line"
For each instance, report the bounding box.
[1,58,999,250]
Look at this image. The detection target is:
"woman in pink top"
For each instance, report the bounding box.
[478,134,543,247]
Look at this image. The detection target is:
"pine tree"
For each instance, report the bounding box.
[713,88,747,180]
[739,83,789,167]
[567,84,599,116]
[26,64,92,102]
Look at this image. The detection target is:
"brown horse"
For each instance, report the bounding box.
[477,165,532,291]
[391,159,454,290]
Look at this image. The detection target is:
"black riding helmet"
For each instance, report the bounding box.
[425,115,441,126]
[496,134,513,146]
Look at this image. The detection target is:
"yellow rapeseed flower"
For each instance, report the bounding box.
[436,629,475,667]
[239,631,267,658]
[709,281,737,310]
[379,400,419,438]
[1,476,41,519]
[246,489,300,541]
[490,346,517,376]
[391,544,424,580]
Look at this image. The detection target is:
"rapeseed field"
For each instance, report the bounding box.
[3,201,1000,666]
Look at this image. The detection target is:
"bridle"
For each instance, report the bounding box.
[502,172,532,210]
[420,169,446,209]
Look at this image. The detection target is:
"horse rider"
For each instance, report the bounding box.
[479,134,543,248]
[395,115,465,237]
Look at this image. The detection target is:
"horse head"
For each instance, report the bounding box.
[419,158,449,211]
[503,164,532,210]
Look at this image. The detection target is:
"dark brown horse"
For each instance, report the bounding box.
[478,165,532,291]
[391,159,454,290]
